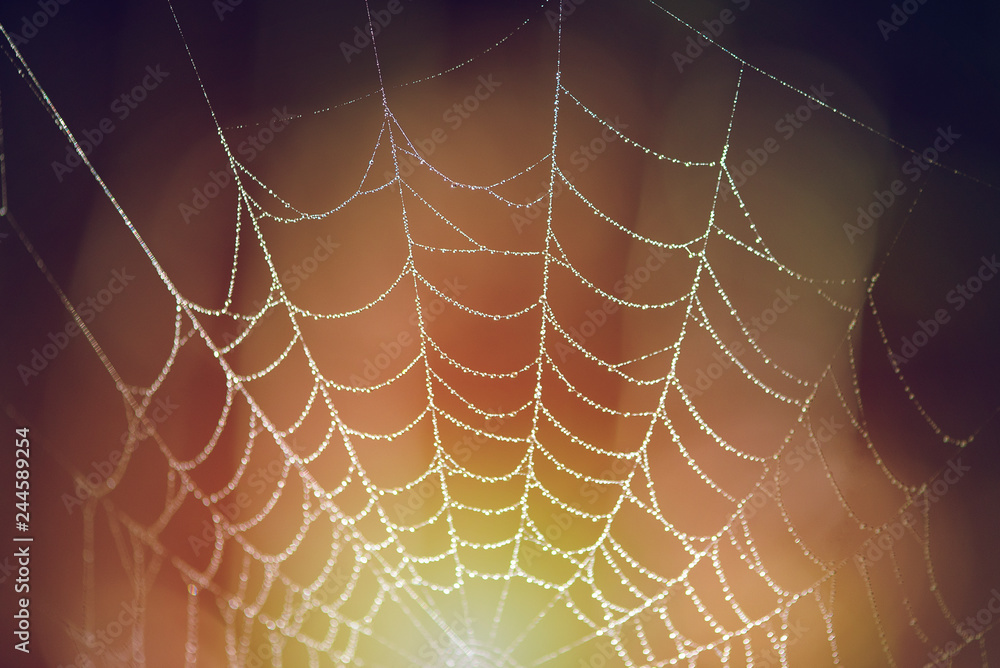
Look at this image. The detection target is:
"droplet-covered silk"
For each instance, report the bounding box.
[16,2,995,666]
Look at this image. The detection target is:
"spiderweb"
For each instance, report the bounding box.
[3,0,999,666]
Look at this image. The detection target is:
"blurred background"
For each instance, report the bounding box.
[2,0,999,666]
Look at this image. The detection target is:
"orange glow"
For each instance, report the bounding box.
[3,1,999,667]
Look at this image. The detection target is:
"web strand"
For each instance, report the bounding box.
[3,1,998,666]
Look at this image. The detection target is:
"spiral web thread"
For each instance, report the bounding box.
[2,0,998,666]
